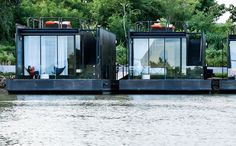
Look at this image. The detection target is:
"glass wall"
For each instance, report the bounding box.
[41,36,57,74]
[133,39,149,78]
[229,41,236,77]
[24,36,40,75]
[181,38,187,76]
[149,39,165,78]
[66,36,75,75]
[165,38,181,78]
[23,35,75,77]
[131,37,200,79]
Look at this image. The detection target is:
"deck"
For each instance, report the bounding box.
[7,79,113,94]
[8,78,236,94]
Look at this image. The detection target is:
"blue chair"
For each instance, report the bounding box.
[53,66,66,76]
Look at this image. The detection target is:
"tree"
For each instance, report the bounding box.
[0,0,17,41]
[116,44,127,65]
[228,4,236,22]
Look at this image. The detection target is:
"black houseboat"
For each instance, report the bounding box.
[7,17,116,93]
[119,21,213,93]
[7,18,236,94]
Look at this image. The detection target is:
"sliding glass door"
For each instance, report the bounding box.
[132,37,186,79]
[23,35,75,77]
[133,39,148,78]
[41,36,57,74]
[165,38,181,78]
[24,36,40,75]
[149,38,165,78]
[229,41,236,76]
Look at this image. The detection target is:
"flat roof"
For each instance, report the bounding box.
[18,28,80,36]
[129,32,187,38]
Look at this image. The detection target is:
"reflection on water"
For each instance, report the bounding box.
[1,94,236,146]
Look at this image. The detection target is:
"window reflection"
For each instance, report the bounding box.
[67,36,75,75]
[228,41,236,77]
[165,38,180,78]
[132,37,195,79]
[133,39,149,77]
[182,38,187,76]
[149,39,165,78]
[230,41,236,61]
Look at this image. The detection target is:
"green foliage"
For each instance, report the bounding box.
[0,72,15,78]
[0,43,16,65]
[116,44,127,65]
[0,1,16,41]
[0,0,234,67]
[228,4,236,22]
[206,45,227,67]
[214,73,227,78]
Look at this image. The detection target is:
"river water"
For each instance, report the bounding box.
[0,94,236,146]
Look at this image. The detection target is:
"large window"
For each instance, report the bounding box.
[229,41,236,76]
[182,38,187,76]
[131,37,189,79]
[41,36,57,74]
[24,36,40,75]
[149,39,165,78]
[165,38,181,78]
[133,39,149,77]
[23,35,75,76]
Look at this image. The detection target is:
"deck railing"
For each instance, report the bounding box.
[27,17,97,30]
[133,21,188,32]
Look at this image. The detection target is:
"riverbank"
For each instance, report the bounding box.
[0,88,7,94]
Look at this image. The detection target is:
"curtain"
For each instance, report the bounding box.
[58,36,68,75]
[24,36,40,75]
[24,35,75,76]
[41,36,57,74]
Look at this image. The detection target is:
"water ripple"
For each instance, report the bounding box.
[0,94,236,146]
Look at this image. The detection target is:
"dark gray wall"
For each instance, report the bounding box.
[96,28,116,80]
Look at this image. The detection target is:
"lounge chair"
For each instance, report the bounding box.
[53,66,66,76]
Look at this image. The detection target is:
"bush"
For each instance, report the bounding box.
[0,42,15,65]
[213,73,227,78]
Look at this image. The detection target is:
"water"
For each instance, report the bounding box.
[1,94,236,146]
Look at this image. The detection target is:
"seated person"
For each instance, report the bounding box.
[27,66,39,79]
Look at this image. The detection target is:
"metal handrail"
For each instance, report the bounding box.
[26,17,97,30]
[133,20,188,33]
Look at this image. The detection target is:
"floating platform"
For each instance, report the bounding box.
[6,79,115,94]
[7,79,236,94]
[119,79,212,94]
[219,80,236,92]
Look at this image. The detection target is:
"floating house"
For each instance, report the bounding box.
[7,18,116,93]
[7,19,236,94]
[220,34,236,91]
[119,21,213,92]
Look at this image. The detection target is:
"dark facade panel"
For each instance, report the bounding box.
[96,28,116,80]
[219,80,236,90]
[7,79,104,92]
[119,80,212,91]
[187,39,202,66]
[81,31,96,65]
